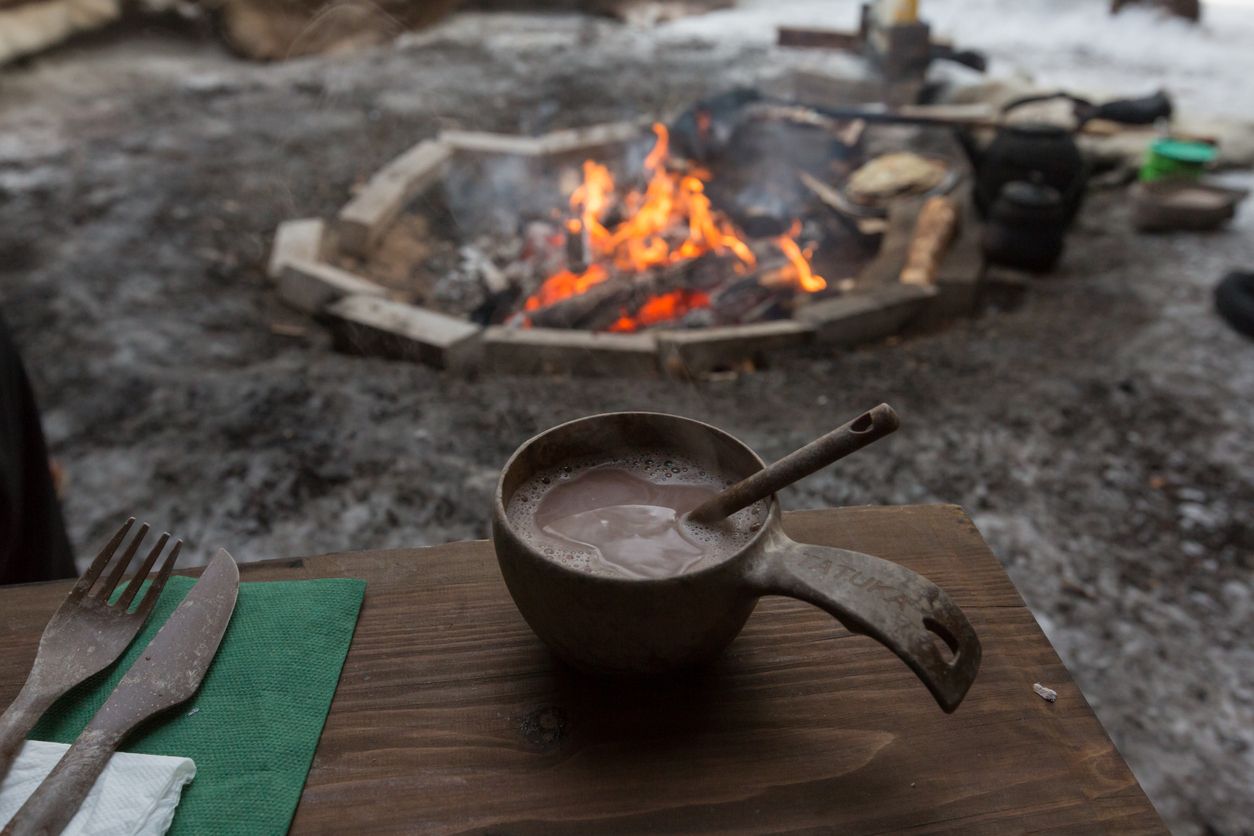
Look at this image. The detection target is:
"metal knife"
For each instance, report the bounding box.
[2,549,239,836]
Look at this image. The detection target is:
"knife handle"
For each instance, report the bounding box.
[1,727,124,836]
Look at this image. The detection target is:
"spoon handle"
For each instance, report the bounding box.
[687,404,900,524]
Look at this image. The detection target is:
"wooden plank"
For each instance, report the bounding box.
[439,130,547,157]
[277,258,386,314]
[797,283,936,346]
[777,25,862,51]
[911,186,985,328]
[0,506,1164,834]
[267,218,325,280]
[325,295,482,371]
[655,320,814,376]
[482,326,660,378]
[537,121,648,157]
[335,140,452,256]
[858,197,923,286]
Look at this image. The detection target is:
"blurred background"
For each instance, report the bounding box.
[0,0,1251,832]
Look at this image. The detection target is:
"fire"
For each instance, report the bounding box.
[775,223,826,293]
[522,122,825,328]
[524,264,609,311]
[608,290,711,332]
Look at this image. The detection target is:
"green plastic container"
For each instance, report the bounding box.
[1140,138,1218,182]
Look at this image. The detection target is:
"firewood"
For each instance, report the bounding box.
[565,228,587,275]
[526,255,748,330]
[525,278,631,330]
[900,196,958,286]
[708,259,793,324]
[525,262,692,330]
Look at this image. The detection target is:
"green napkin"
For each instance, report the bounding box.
[32,576,366,836]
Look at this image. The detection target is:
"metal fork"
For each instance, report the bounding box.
[0,518,181,781]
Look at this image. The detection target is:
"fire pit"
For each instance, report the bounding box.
[268,99,987,376]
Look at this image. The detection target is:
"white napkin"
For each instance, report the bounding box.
[0,740,195,836]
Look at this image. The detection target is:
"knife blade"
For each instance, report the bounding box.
[2,549,239,836]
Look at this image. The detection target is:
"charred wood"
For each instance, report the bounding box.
[526,258,715,330]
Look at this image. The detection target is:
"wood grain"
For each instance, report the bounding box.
[0,505,1165,834]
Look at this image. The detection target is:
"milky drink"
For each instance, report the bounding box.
[505,452,765,580]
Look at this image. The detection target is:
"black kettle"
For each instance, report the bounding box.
[982,180,1067,273]
[958,120,1086,222]
[957,90,1172,223]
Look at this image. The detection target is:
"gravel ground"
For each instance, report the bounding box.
[1,11,1251,834]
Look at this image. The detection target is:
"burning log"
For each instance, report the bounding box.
[526,277,635,330]
[565,223,588,274]
[527,260,704,331]
[523,246,817,332]
[682,252,747,292]
[709,259,796,324]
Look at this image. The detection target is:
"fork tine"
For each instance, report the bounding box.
[96,523,150,601]
[70,517,136,598]
[116,531,170,611]
[134,540,182,616]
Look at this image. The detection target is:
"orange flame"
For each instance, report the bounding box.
[524,264,609,311]
[522,122,825,329]
[774,223,826,292]
[608,290,710,332]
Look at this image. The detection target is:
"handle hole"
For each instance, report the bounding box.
[924,618,959,664]
[850,413,874,433]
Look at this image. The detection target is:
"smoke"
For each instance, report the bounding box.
[439,133,655,238]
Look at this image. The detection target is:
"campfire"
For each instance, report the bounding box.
[514,123,827,333]
[270,95,984,377]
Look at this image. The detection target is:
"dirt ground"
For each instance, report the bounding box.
[1,12,1251,835]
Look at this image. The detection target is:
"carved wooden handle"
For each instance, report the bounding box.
[748,531,981,712]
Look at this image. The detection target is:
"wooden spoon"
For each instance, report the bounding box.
[686,403,900,524]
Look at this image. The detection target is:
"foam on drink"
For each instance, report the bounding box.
[505,450,765,579]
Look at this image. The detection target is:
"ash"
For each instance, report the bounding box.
[1,8,1251,835]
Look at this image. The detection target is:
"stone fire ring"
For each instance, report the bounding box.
[267,121,987,378]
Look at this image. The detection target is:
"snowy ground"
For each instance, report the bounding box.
[1,2,1252,833]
